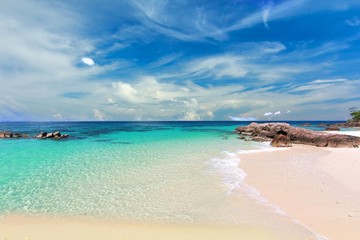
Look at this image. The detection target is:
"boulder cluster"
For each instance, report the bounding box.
[0,131,68,140]
[0,132,30,138]
[235,122,360,148]
[35,131,68,139]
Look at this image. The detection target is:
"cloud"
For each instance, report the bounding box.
[262,8,270,29]
[229,116,257,121]
[346,17,360,26]
[224,0,360,33]
[264,112,273,116]
[167,42,317,83]
[148,53,183,68]
[53,113,64,120]
[81,57,95,66]
[181,111,201,121]
[274,111,281,115]
[93,109,106,121]
[108,76,245,120]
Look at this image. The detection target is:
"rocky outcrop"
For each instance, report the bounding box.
[270,131,292,147]
[337,121,360,128]
[235,122,360,148]
[325,126,340,131]
[35,131,68,139]
[1,131,68,140]
[0,132,30,138]
[318,121,360,128]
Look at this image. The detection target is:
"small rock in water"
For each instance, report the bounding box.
[1,131,69,140]
[325,126,340,131]
[46,132,54,138]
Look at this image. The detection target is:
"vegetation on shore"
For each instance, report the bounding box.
[349,107,360,122]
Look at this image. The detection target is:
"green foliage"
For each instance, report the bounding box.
[349,107,360,122]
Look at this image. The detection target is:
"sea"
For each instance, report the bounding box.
[0,121,343,239]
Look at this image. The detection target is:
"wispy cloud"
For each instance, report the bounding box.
[346,17,360,26]
[148,53,183,68]
[262,8,271,29]
[161,42,320,83]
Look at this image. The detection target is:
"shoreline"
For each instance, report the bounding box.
[0,214,275,240]
[239,144,360,240]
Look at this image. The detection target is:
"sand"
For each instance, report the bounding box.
[239,145,360,240]
[0,215,275,240]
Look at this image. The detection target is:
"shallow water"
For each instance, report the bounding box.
[0,121,338,239]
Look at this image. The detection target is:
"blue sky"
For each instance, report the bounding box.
[1,0,360,121]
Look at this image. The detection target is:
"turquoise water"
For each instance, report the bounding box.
[0,121,338,239]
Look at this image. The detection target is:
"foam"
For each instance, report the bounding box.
[209,147,287,216]
[209,146,329,240]
[323,130,360,137]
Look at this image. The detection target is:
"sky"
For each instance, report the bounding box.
[1,0,360,121]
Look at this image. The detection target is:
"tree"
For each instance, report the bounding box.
[349,107,360,122]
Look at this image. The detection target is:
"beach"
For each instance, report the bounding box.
[1,122,359,240]
[0,215,276,240]
[240,143,360,240]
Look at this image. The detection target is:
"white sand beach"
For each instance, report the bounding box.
[0,215,275,240]
[239,144,360,240]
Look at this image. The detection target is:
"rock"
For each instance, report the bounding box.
[1,131,32,138]
[5,133,13,138]
[325,126,340,131]
[1,131,69,140]
[317,123,330,127]
[46,132,54,138]
[53,131,61,137]
[35,132,47,139]
[235,122,360,148]
[0,132,12,138]
[60,134,69,138]
[270,133,292,147]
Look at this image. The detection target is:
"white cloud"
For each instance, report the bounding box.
[262,8,270,29]
[264,112,273,116]
[81,57,95,66]
[186,55,248,79]
[93,109,106,121]
[229,116,257,121]
[53,113,64,120]
[148,53,183,68]
[181,111,201,121]
[168,43,320,83]
[206,111,215,119]
[274,111,281,115]
[225,0,360,33]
